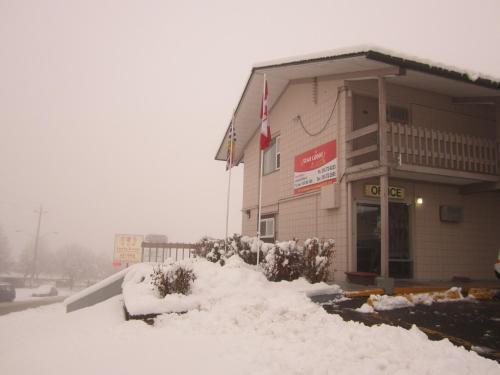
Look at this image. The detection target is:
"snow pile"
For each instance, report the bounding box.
[123,257,335,316]
[0,262,498,374]
[358,287,465,312]
[366,294,414,311]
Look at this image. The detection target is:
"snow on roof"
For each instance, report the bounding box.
[253,44,500,85]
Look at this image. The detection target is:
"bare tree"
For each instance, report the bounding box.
[0,226,12,274]
[15,238,53,282]
[56,244,113,289]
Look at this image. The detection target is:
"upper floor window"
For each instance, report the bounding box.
[387,105,410,124]
[263,136,280,175]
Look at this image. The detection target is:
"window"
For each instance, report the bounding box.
[386,105,409,124]
[263,137,280,175]
[259,216,275,239]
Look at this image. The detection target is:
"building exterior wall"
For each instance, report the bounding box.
[241,76,348,278]
[240,75,499,281]
[347,80,496,138]
[351,179,500,280]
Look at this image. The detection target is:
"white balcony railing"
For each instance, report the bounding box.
[387,122,498,175]
[346,122,499,176]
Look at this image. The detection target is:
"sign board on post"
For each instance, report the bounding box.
[294,140,337,194]
[113,234,144,264]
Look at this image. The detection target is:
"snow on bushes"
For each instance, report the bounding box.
[303,238,336,283]
[194,235,335,283]
[262,240,303,282]
[150,263,196,298]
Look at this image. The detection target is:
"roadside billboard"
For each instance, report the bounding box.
[113,234,144,265]
[293,140,337,194]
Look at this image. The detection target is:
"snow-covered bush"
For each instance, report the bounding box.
[262,240,304,282]
[233,235,267,265]
[194,236,227,265]
[302,238,335,283]
[195,234,335,283]
[150,263,196,298]
[195,234,265,265]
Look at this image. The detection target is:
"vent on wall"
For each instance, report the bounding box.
[440,205,463,223]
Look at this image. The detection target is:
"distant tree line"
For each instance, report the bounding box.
[0,225,115,288]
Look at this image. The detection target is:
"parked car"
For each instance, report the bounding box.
[495,250,500,279]
[0,282,16,302]
[32,284,58,297]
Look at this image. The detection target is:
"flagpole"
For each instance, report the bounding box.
[256,148,264,266]
[224,112,235,254]
[256,73,267,266]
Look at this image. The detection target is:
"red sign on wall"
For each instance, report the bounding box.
[293,140,337,194]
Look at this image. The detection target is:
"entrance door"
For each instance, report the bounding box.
[356,202,412,278]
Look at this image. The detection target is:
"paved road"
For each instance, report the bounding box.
[313,294,500,362]
[0,296,66,316]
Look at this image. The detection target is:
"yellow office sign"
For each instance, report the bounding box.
[364,184,405,200]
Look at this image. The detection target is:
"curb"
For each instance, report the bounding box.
[344,289,384,298]
[467,288,499,300]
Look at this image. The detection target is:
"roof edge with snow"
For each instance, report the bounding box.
[215,47,500,162]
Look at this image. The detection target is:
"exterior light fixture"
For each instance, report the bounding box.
[416,197,424,205]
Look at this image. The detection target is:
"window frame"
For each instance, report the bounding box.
[259,216,275,239]
[263,136,281,175]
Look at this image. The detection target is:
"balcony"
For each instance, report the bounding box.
[346,121,500,187]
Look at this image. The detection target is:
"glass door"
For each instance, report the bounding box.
[356,202,412,277]
[356,203,381,274]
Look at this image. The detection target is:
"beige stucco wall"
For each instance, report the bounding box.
[240,75,499,281]
[241,76,349,278]
[347,80,496,138]
[352,179,500,280]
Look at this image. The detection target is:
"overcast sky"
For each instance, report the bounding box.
[1,0,499,259]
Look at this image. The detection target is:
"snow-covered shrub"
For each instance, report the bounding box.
[233,235,266,265]
[302,238,335,283]
[194,236,227,265]
[262,240,304,282]
[195,234,266,266]
[150,263,196,298]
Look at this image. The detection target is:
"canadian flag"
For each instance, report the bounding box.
[260,78,271,150]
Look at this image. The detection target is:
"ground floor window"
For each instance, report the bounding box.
[259,214,276,243]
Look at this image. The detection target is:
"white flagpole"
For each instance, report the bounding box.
[256,74,267,266]
[256,148,264,266]
[224,112,235,254]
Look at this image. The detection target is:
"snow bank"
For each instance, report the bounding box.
[358,287,465,312]
[0,261,498,375]
[122,256,338,316]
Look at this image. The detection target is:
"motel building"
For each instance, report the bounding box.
[215,47,500,283]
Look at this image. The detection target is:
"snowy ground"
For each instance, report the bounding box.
[0,258,498,375]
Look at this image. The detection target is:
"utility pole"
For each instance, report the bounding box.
[31,205,46,287]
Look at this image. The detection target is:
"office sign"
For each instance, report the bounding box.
[364,184,405,200]
[114,234,144,263]
[294,140,337,194]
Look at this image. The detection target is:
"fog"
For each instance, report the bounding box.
[1,0,499,261]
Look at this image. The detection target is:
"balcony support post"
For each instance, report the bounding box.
[378,77,390,279]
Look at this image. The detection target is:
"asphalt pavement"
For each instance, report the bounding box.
[314,295,500,362]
